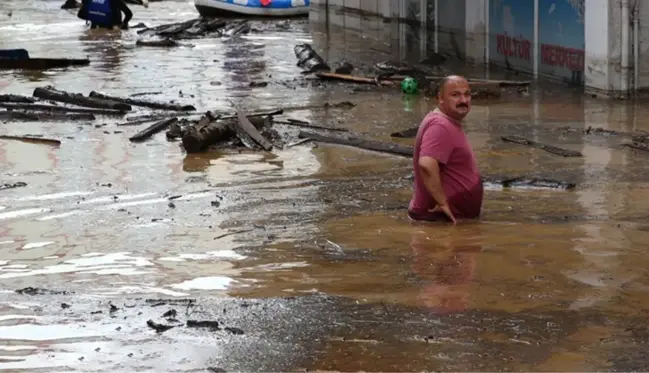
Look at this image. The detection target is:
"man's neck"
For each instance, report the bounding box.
[433,108,463,127]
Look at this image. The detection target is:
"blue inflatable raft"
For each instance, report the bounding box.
[194,0,309,17]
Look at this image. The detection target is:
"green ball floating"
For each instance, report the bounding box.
[401,77,419,94]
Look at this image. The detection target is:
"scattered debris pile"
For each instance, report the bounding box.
[0,86,198,145]
[0,86,195,115]
[0,84,361,152]
[170,107,279,153]
[501,135,583,157]
[292,43,529,99]
[622,131,649,152]
[0,49,90,71]
[296,129,578,190]
[294,44,330,74]
[0,83,581,191]
[135,18,251,47]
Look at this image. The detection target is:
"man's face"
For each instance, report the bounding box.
[438,78,471,120]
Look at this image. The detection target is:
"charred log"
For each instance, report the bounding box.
[89,91,196,111]
[33,86,131,111]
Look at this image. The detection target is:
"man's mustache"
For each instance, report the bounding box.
[456,103,468,108]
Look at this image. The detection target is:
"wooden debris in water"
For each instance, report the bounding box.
[221,21,251,37]
[229,101,273,151]
[146,319,176,333]
[294,44,330,74]
[0,94,35,103]
[274,118,348,132]
[622,142,649,152]
[314,71,395,86]
[0,110,95,121]
[181,112,230,152]
[214,229,253,240]
[129,117,178,142]
[180,112,272,153]
[501,135,583,157]
[116,116,170,127]
[380,73,530,87]
[298,130,413,157]
[0,102,126,116]
[33,86,131,111]
[0,181,27,191]
[130,91,162,97]
[427,75,530,87]
[136,18,240,40]
[135,39,191,48]
[390,127,419,138]
[300,130,577,190]
[483,176,576,190]
[217,109,283,121]
[0,58,89,71]
[632,134,649,143]
[0,135,61,146]
[286,138,313,148]
[89,91,196,112]
[165,120,184,140]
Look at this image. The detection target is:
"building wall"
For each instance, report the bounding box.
[309,0,646,97]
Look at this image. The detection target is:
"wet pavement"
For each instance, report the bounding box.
[2,0,649,372]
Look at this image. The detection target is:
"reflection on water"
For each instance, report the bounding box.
[410,225,482,315]
[78,29,124,75]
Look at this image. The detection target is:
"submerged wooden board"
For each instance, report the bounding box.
[390,127,419,138]
[0,58,90,70]
[501,135,583,157]
[230,102,273,151]
[300,130,578,190]
[315,72,395,86]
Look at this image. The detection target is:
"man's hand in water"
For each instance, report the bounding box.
[430,204,456,224]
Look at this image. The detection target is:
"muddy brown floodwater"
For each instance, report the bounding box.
[2,0,649,372]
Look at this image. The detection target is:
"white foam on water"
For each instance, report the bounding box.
[78,192,157,205]
[15,191,93,202]
[0,208,51,221]
[0,252,154,279]
[36,210,82,221]
[170,276,235,291]
[22,241,55,249]
[158,249,247,262]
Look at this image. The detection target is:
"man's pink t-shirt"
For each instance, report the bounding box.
[409,110,483,220]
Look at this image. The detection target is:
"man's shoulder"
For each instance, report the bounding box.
[420,112,452,134]
[422,111,453,127]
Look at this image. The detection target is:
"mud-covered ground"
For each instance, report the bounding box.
[2,0,649,372]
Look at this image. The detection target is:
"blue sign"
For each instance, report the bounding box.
[538,0,585,84]
[489,0,535,72]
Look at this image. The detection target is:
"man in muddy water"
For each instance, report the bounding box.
[78,0,133,30]
[408,75,483,224]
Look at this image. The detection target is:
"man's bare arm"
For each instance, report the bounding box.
[418,156,448,207]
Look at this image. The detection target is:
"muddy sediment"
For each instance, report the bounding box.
[2,291,649,371]
[2,0,649,372]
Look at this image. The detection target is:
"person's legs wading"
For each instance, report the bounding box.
[407,210,450,223]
